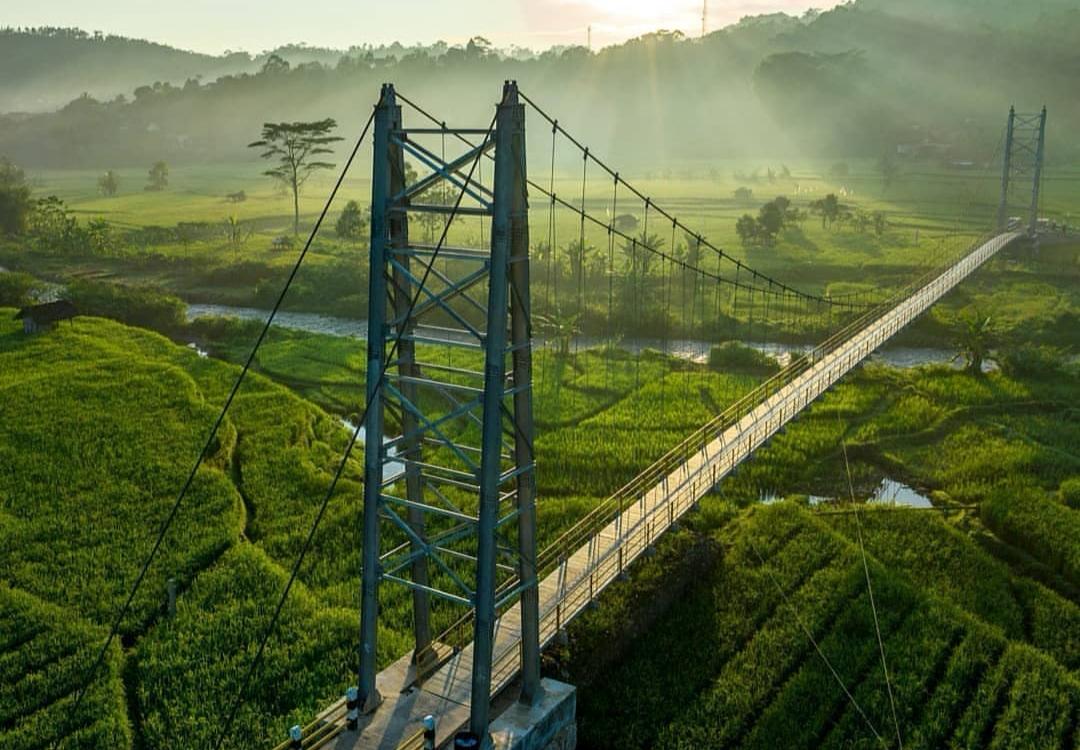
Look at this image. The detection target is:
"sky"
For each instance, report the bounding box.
[3,0,843,54]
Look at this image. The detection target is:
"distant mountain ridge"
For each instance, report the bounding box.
[0,28,259,112]
[0,29,528,113]
[1,0,1077,167]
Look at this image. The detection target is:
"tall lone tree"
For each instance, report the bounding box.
[98,170,119,197]
[249,119,342,235]
[146,161,169,191]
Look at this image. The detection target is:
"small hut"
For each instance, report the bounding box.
[14,300,77,334]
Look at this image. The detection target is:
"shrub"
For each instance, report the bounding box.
[0,157,33,236]
[0,270,37,306]
[1060,477,1080,510]
[67,279,187,332]
[1000,344,1069,379]
[708,341,781,376]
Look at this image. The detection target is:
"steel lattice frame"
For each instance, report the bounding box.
[358,81,540,740]
[997,105,1047,234]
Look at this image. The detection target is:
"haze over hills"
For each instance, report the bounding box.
[1,0,1078,169]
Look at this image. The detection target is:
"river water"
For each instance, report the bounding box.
[761,478,934,509]
[186,303,964,370]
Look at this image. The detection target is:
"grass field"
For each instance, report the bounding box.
[9,155,1075,323]
[563,503,1080,750]
[1,298,1077,748]
[2,148,1078,748]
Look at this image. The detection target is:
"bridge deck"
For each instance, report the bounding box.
[320,232,1019,749]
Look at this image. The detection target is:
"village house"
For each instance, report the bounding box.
[14,300,77,334]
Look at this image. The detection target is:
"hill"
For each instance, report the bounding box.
[2,0,1079,170]
[0,28,257,113]
[0,312,371,748]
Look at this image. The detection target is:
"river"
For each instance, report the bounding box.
[186,303,967,370]
[761,478,934,509]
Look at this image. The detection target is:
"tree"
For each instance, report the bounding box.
[564,238,596,288]
[413,182,458,241]
[621,232,663,277]
[260,53,290,75]
[84,218,115,253]
[222,215,251,250]
[952,309,995,375]
[249,119,343,235]
[853,210,872,233]
[810,193,841,229]
[98,170,119,197]
[756,201,785,244]
[873,211,888,236]
[335,200,366,241]
[29,196,81,252]
[535,307,581,358]
[0,157,33,236]
[736,214,758,246]
[733,187,753,201]
[877,152,900,191]
[145,161,169,192]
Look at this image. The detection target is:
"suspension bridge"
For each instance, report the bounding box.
[272,83,1043,750]
[312,226,1021,750]
[66,79,1051,750]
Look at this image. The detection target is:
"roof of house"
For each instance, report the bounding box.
[14,300,77,323]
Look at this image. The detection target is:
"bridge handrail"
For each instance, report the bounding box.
[418,229,994,666]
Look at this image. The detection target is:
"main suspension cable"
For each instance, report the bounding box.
[211,104,500,750]
[59,100,381,745]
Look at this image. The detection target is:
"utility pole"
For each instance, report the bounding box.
[587,25,592,52]
[702,0,708,38]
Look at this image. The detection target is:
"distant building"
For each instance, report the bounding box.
[14,300,77,334]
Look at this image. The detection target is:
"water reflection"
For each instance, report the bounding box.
[340,417,405,483]
[759,478,932,509]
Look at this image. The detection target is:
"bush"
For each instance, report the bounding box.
[708,341,781,376]
[68,279,187,332]
[0,270,37,306]
[0,157,33,236]
[1000,344,1069,379]
[1060,477,1080,510]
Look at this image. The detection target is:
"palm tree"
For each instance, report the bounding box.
[620,232,665,277]
[564,238,596,289]
[952,309,995,375]
[535,307,582,358]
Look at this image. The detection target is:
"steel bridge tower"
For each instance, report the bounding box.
[997,105,1047,235]
[358,81,540,743]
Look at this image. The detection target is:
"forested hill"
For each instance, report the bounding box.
[2,0,1078,169]
[0,28,258,112]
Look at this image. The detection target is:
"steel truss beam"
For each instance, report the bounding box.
[997,105,1047,235]
[357,81,540,745]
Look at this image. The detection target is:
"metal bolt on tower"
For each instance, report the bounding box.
[358,81,540,742]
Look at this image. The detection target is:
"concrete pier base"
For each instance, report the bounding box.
[490,679,576,750]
